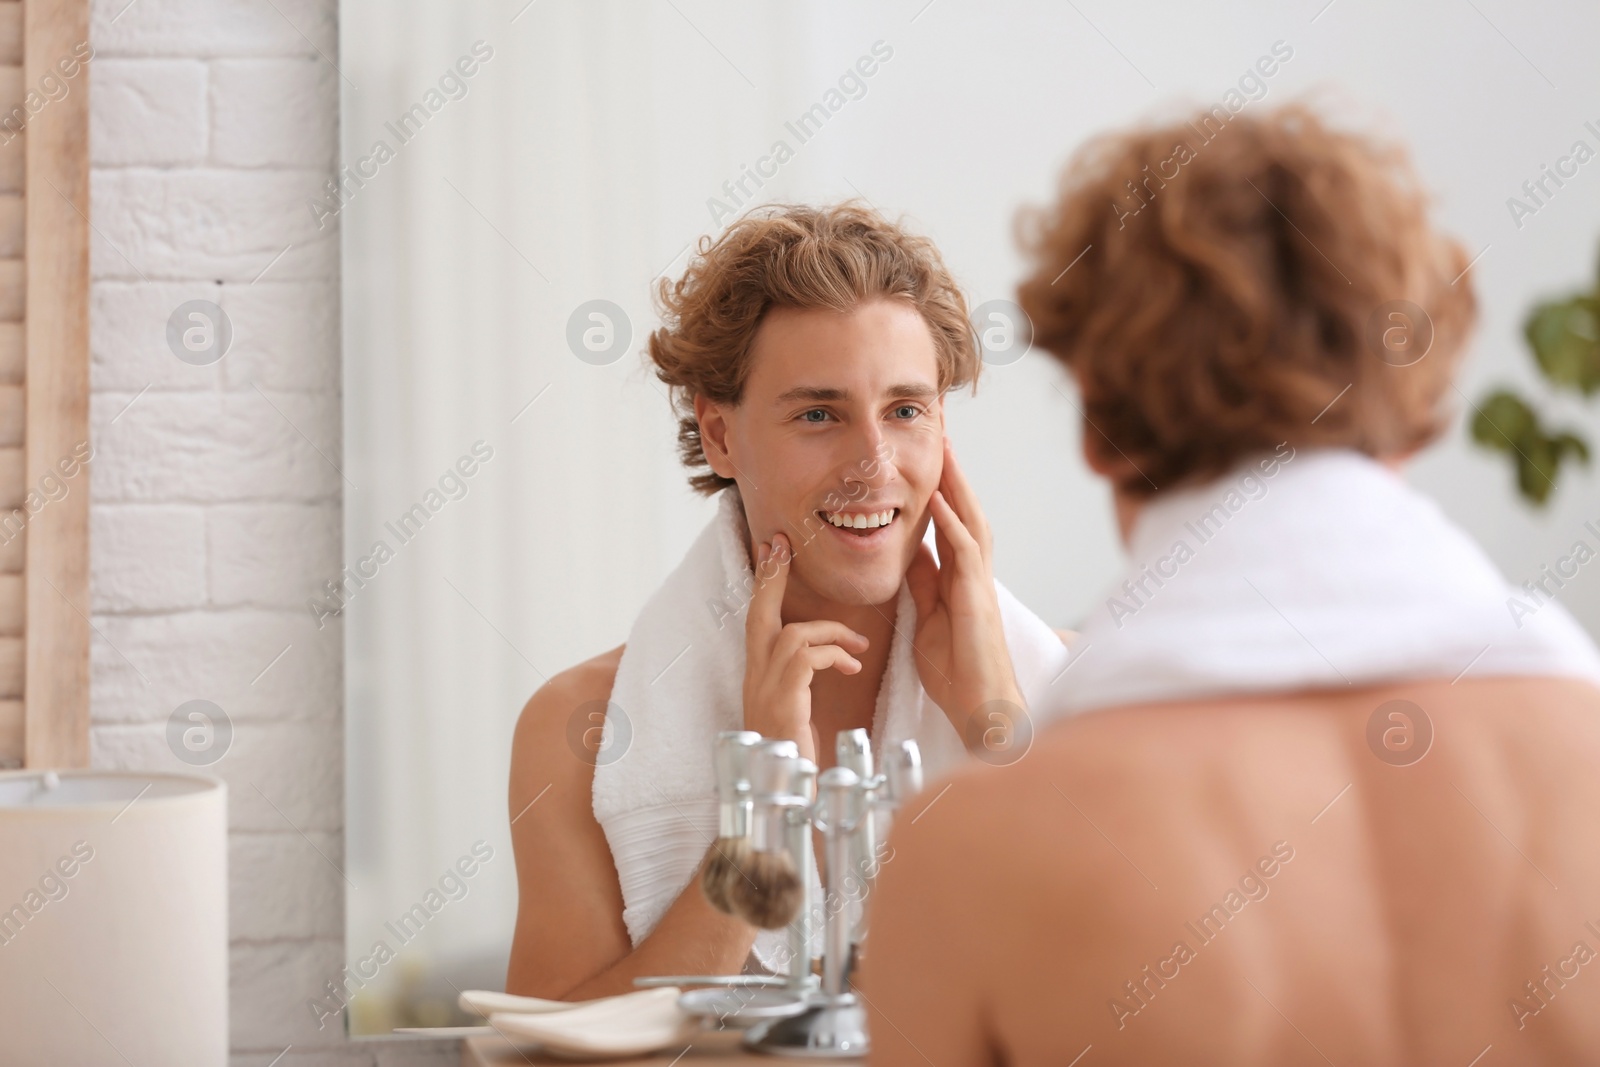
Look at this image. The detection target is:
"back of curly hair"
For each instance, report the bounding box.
[1016,102,1478,499]
[648,201,980,495]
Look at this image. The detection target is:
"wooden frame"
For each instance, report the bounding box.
[0,0,90,768]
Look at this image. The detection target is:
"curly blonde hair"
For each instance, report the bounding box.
[649,202,980,495]
[1016,102,1478,498]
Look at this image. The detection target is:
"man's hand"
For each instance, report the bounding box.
[906,437,1025,748]
[743,532,870,765]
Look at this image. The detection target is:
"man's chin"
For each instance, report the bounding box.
[789,525,915,606]
[802,562,904,608]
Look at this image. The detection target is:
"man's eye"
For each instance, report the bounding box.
[800,409,830,423]
[893,405,921,419]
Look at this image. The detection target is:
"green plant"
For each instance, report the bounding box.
[1470,251,1598,505]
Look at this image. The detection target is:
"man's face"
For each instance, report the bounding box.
[699,298,945,609]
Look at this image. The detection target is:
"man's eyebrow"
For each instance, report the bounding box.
[773,383,940,405]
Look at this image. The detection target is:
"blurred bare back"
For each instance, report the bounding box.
[862,675,1600,1067]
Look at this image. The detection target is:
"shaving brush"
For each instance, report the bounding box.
[700,731,763,916]
[727,740,807,930]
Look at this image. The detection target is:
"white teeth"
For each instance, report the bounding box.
[825,509,896,529]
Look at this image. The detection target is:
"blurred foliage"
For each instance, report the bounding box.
[1471,251,1598,505]
[1470,390,1589,505]
[1526,291,1600,394]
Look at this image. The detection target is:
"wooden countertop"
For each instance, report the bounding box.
[462,1027,866,1064]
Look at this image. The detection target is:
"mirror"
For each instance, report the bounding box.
[338,0,1599,1035]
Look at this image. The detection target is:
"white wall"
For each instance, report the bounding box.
[86,0,448,1060]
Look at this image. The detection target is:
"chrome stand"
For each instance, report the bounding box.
[742,733,922,1058]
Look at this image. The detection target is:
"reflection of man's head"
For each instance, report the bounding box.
[1016,102,1479,502]
[650,203,981,609]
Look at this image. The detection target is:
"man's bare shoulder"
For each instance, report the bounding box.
[521,644,624,714]
[511,644,626,793]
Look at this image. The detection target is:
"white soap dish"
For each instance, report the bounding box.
[484,986,699,1060]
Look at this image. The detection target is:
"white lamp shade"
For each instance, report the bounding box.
[0,771,228,1065]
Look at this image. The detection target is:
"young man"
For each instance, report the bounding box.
[862,105,1600,1064]
[505,203,1075,999]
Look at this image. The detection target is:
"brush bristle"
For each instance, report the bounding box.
[727,849,803,929]
[700,837,751,915]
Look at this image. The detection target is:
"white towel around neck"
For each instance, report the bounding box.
[592,486,1074,973]
[1053,445,1600,715]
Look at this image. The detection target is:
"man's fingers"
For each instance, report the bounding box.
[773,619,869,659]
[745,532,791,655]
[906,542,940,623]
[929,489,982,574]
[780,644,863,690]
[773,621,870,692]
[805,644,863,675]
[930,498,955,598]
[939,436,992,553]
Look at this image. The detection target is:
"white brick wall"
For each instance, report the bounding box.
[86,1,454,1062]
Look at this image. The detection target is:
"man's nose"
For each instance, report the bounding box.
[843,425,894,491]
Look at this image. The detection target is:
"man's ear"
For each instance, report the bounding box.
[1080,423,1117,477]
[1064,371,1121,479]
[694,393,736,480]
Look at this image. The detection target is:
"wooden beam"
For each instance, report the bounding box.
[23,0,90,769]
[0,698,19,765]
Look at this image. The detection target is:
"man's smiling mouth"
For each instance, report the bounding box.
[818,507,900,537]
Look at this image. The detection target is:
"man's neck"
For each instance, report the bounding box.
[780,585,897,641]
[781,581,900,764]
